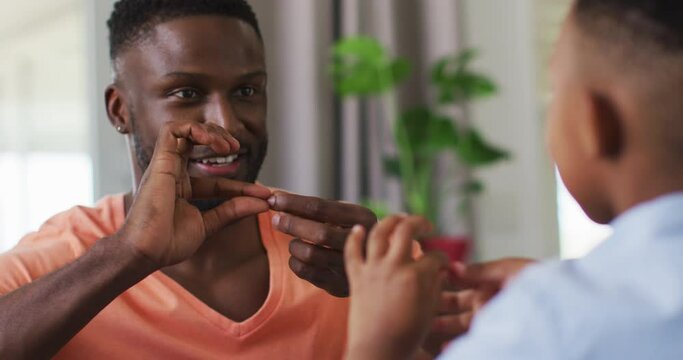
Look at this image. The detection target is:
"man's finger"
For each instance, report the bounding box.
[388,216,433,263]
[268,192,377,228]
[452,258,534,289]
[202,197,269,236]
[432,312,474,337]
[438,290,477,315]
[190,177,272,200]
[273,214,348,250]
[289,238,345,268]
[148,122,238,179]
[288,257,348,297]
[366,215,404,261]
[414,251,450,279]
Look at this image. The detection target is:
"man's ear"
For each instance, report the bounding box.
[580,91,623,160]
[105,84,130,134]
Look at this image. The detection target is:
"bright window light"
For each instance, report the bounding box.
[557,172,612,259]
[0,153,93,252]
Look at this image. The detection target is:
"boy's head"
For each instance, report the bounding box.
[548,0,683,223]
[105,0,268,188]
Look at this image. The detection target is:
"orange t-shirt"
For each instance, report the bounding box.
[0,195,349,359]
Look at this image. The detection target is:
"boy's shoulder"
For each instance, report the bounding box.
[446,254,683,360]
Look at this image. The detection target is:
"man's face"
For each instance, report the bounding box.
[546,18,610,223]
[115,16,268,185]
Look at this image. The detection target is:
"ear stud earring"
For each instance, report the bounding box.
[116,126,125,133]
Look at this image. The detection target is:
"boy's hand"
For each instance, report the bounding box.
[268,192,377,297]
[119,121,272,268]
[344,215,449,360]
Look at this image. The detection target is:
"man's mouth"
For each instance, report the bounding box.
[189,153,245,177]
[193,154,239,165]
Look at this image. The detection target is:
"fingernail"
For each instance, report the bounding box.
[451,262,466,274]
[272,213,280,226]
[267,196,276,207]
[352,225,364,234]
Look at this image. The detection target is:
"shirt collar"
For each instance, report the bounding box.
[609,192,683,244]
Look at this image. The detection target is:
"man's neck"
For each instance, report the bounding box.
[179,215,266,274]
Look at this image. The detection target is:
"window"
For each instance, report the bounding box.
[0,2,92,251]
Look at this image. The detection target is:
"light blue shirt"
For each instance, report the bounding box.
[442,193,683,360]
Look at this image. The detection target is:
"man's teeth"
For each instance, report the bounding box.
[198,155,238,165]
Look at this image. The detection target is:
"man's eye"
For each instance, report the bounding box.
[236,86,256,97]
[171,89,201,99]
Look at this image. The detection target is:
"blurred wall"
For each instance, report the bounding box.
[462,0,560,260]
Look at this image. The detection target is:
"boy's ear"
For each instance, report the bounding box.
[580,92,623,160]
[105,85,131,134]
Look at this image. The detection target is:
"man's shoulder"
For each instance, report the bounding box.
[0,195,125,294]
[17,195,125,249]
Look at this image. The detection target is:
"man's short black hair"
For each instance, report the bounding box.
[575,0,683,52]
[107,0,262,60]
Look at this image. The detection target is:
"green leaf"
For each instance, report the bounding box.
[454,48,479,68]
[362,199,393,220]
[431,48,497,104]
[396,107,459,157]
[333,36,385,60]
[331,36,411,97]
[423,116,459,155]
[396,106,432,151]
[455,129,510,167]
[391,58,411,84]
[462,179,484,196]
[383,157,402,178]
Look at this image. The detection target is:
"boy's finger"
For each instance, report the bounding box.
[388,216,433,262]
[366,215,404,260]
[344,225,366,274]
[202,197,270,236]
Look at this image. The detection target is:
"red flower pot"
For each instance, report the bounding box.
[421,236,471,262]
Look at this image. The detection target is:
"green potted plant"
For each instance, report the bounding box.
[331,36,509,260]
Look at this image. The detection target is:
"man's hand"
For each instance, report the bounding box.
[344,216,449,360]
[120,121,272,268]
[0,121,274,359]
[451,258,535,310]
[268,192,377,297]
[420,290,477,357]
[421,258,536,357]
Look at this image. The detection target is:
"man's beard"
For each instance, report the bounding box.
[130,115,268,210]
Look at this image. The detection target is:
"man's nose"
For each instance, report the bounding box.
[205,99,237,132]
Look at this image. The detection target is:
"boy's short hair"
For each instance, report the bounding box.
[107,0,262,61]
[575,0,683,53]
[573,0,683,157]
